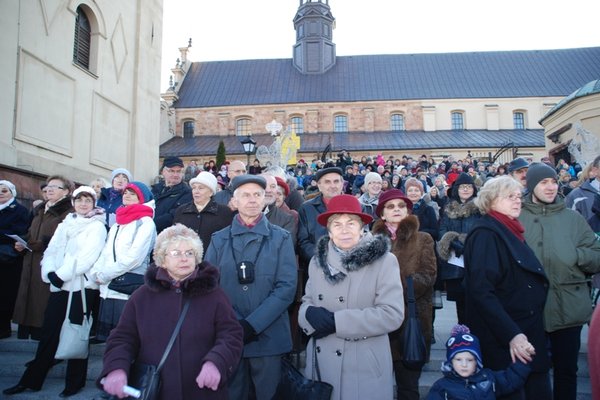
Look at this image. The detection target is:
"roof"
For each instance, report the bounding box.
[159,129,545,157]
[540,79,600,123]
[174,47,600,108]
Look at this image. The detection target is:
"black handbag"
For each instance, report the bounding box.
[108,272,145,295]
[274,337,333,400]
[124,300,190,400]
[401,276,427,370]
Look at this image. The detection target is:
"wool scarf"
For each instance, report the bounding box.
[115,204,153,225]
[488,210,525,242]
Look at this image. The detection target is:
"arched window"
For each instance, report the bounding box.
[183,120,195,138]
[334,115,348,133]
[513,111,526,129]
[73,7,91,69]
[390,113,405,132]
[451,111,465,130]
[290,116,304,134]
[236,118,252,136]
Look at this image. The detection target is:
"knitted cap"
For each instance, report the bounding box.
[189,171,218,195]
[0,180,17,198]
[446,324,483,368]
[72,185,97,202]
[364,172,383,186]
[111,168,132,183]
[526,162,558,193]
[125,181,153,204]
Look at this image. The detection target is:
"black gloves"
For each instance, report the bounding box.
[239,319,258,344]
[450,238,465,257]
[47,272,64,289]
[305,306,336,339]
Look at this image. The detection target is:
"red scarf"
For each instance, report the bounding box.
[115,204,153,225]
[488,210,525,242]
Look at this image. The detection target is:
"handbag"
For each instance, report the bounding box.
[55,268,93,360]
[400,276,427,370]
[126,300,191,400]
[108,272,145,295]
[274,337,333,400]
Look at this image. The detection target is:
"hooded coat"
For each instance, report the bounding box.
[99,264,244,400]
[13,196,73,328]
[372,215,437,361]
[298,233,404,400]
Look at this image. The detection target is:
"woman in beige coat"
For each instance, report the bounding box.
[371,189,437,400]
[298,195,404,400]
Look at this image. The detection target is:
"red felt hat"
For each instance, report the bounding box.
[274,177,290,197]
[375,189,413,217]
[317,194,373,227]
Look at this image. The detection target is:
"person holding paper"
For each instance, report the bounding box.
[463,176,551,400]
[0,180,31,339]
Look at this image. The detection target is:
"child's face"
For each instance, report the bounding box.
[451,351,477,378]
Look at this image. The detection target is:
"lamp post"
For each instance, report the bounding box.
[239,134,256,171]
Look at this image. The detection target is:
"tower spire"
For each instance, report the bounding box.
[292,0,336,74]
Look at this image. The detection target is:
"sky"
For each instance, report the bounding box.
[160,0,599,90]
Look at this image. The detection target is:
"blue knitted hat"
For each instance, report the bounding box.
[446,324,483,368]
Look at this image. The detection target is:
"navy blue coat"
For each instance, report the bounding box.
[297,194,328,268]
[464,215,550,373]
[426,361,530,400]
[96,187,123,227]
[151,181,192,233]
[412,199,439,241]
[204,215,297,358]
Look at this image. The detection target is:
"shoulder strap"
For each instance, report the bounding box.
[156,299,191,372]
[406,276,417,317]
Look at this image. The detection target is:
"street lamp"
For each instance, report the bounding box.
[239,134,256,170]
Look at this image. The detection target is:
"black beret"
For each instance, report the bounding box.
[162,156,184,168]
[314,167,343,182]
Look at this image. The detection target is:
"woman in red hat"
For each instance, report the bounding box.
[298,194,404,400]
[371,189,437,400]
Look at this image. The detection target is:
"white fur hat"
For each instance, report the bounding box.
[72,185,97,202]
[189,171,218,195]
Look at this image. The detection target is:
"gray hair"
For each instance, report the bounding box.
[153,223,203,267]
[474,176,522,214]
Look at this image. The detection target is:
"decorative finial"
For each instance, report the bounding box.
[169,75,173,88]
[176,58,180,68]
[188,38,192,47]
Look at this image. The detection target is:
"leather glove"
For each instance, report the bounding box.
[450,238,465,257]
[305,306,336,339]
[239,319,258,344]
[47,272,64,289]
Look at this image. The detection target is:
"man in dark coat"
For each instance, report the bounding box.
[297,167,344,268]
[262,173,297,245]
[152,157,192,233]
[205,175,297,400]
[213,160,247,210]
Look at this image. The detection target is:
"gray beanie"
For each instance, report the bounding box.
[364,172,383,186]
[526,162,557,193]
[111,168,132,183]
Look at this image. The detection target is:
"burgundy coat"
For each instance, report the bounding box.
[99,263,243,400]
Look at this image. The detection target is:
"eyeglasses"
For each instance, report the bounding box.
[74,197,94,204]
[384,202,407,210]
[503,193,523,202]
[458,184,473,191]
[46,185,65,190]
[166,250,196,259]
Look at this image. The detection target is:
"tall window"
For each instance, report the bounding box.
[236,118,252,136]
[73,7,91,69]
[513,112,525,129]
[451,111,464,130]
[183,121,195,138]
[290,116,304,134]
[334,115,348,132]
[390,113,405,131]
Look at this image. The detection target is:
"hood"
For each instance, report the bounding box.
[444,199,480,220]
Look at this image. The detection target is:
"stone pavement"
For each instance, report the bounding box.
[0,295,592,399]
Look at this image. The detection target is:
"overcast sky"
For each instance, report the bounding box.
[161,0,599,90]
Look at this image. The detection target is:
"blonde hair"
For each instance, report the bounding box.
[153,224,203,267]
[474,176,521,214]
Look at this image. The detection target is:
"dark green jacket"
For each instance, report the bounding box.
[519,194,600,332]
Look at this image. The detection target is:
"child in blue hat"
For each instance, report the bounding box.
[426,325,531,399]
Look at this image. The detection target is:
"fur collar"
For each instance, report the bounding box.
[145,262,219,296]
[444,199,479,219]
[371,215,419,243]
[315,233,390,285]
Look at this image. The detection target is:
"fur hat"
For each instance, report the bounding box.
[189,171,217,195]
[526,162,558,194]
[317,194,373,226]
[111,168,132,183]
[363,172,383,187]
[0,180,17,198]
[375,189,413,217]
[125,181,153,204]
[72,185,97,202]
[446,324,483,368]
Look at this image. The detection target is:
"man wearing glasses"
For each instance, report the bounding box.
[152,157,192,233]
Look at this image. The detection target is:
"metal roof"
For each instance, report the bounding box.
[174,47,600,108]
[159,129,545,157]
[540,79,600,123]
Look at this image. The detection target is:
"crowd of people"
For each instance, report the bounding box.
[0,150,599,399]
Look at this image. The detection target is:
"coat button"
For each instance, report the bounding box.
[338,296,344,302]
[318,294,323,300]
[175,289,182,293]
[528,284,532,289]
[335,350,342,356]
[316,346,321,353]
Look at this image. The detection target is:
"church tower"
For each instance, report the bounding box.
[292,0,336,74]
